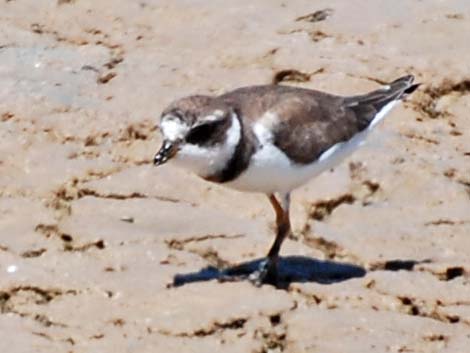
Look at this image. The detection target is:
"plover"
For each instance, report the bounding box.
[154,75,419,284]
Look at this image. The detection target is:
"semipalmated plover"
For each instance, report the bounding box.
[154,75,419,284]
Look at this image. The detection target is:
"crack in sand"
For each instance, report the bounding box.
[116,122,157,142]
[299,177,383,262]
[255,302,298,353]
[257,328,286,353]
[35,223,74,251]
[396,296,462,324]
[411,78,470,120]
[309,194,355,221]
[77,188,194,205]
[47,169,189,209]
[77,188,147,200]
[0,244,10,252]
[28,21,125,84]
[301,234,344,260]
[166,234,245,268]
[457,179,470,199]
[65,239,106,252]
[31,331,54,341]
[295,8,334,23]
[6,286,77,305]
[366,280,468,325]
[346,74,389,85]
[278,27,333,42]
[292,279,469,327]
[35,224,61,238]
[32,313,68,328]
[192,248,232,269]
[424,219,469,226]
[155,302,296,352]
[1,286,78,329]
[165,234,245,251]
[308,180,380,222]
[442,168,470,199]
[300,180,380,264]
[369,259,466,282]
[369,259,429,272]
[35,223,105,253]
[21,248,47,258]
[272,67,324,85]
[45,169,124,218]
[159,317,248,338]
[422,267,466,282]
[401,132,440,145]
[25,119,157,154]
[300,221,363,263]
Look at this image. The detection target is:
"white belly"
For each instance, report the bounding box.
[226,128,372,194]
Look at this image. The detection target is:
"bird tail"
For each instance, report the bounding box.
[345,75,420,130]
[385,75,420,97]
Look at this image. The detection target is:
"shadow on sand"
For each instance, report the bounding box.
[172,256,367,289]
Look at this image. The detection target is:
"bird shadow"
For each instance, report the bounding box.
[171,256,367,289]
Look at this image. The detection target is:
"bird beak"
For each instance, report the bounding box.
[154,139,180,166]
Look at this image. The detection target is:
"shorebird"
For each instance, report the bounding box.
[154,75,419,284]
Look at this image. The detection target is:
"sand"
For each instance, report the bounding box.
[1,1,470,352]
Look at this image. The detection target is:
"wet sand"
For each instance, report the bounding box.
[1,1,470,352]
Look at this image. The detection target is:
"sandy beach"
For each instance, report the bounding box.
[1,1,470,352]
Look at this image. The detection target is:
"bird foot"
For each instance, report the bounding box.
[248,257,278,286]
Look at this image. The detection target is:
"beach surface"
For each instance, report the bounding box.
[1,1,470,352]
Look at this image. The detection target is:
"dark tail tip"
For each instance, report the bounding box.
[391,75,420,96]
[404,83,421,95]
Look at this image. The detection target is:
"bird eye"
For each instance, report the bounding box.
[186,120,222,145]
[167,110,183,121]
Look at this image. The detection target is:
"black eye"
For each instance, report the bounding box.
[186,121,222,145]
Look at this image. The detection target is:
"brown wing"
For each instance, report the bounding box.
[222,85,358,164]
[221,76,419,165]
[269,92,358,164]
[272,76,418,164]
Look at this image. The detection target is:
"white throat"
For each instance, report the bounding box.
[171,113,241,178]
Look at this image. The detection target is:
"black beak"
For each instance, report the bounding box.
[154,140,179,166]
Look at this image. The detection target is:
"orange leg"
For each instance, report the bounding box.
[251,193,291,285]
[267,193,291,259]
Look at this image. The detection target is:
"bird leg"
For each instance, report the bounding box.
[250,193,291,285]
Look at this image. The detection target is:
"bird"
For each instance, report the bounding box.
[153,75,419,285]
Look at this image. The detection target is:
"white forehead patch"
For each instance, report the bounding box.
[160,116,189,141]
[197,109,226,124]
[202,114,222,122]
